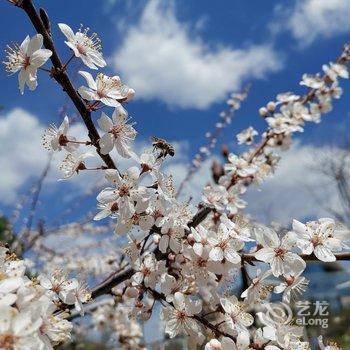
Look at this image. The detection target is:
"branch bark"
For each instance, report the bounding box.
[19,0,117,170]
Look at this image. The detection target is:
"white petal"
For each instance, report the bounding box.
[20,35,30,53]
[99,133,114,155]
[209,247,224,261]
[255,248,275,263]
[27,34,43,56]
[78,86,98,101]
[100,96,120,107]
[97,113,113,132]
[159,235,169,253]
[0,278,22,294]
[30,49,52,67]
[193,243,203,256]
[93,209,111,221]
[87,51,106,67]
[220,298,233,314]
[78,70,97,90]
[225,247,241,264]
[115,140,132,158]
[96,189,117,203]
[314,245,336,262]
[173,292,186,311]
[58,23,75,41]
[18,69,27,94]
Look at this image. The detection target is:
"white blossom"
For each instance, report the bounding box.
[97,107,137,157]
[292,218,350,262]
[4,34,52,94]
[42,116,78,152]
[220,296,254,333]
[161,292,202,339]
[59,152,95,179]
[237,127,258,145]
[78,71,134,107]
[254,226,306,277]
[58,23,106,69]
[0,306,43,350]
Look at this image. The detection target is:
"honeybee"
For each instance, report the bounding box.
[151,136,175,159]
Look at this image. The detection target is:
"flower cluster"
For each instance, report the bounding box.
[0,245,89,350]
[3,4,350,349]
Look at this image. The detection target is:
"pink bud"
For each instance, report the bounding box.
[125,287,139,298]
[153,234,160,244]
[267,101,276,112]
[187,233,195,244]
[259,107,268,117]
[125,88,135,102]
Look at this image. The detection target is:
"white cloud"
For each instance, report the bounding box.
[246,142,345,224]
[0,108,97,205]
[274,0,350,46]
[112,0,282,109]
[168,141,346,225]
[0,108,48,204]
[0,108,343,224]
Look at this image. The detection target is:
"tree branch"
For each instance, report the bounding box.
[18,0,117,170]
[242,252,350,263]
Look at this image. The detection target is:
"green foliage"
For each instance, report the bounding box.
[0,216,15,245]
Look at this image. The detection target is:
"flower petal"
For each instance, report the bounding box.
[58,23,75,41]
[78,70,97,90]
[27,34,43,56]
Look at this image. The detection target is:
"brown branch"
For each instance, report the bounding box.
[242,252,350,263]
[148,288,236,341]
[90,267,134,299]
[17,0,117,170]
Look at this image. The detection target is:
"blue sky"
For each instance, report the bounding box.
[1,0,350,228]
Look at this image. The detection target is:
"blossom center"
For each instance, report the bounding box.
[110,202,119,212]
[311,235,322,246]
[51,283,62,293]
[230,313,237,323]
[274,247,286,257]
[175,310,187,322]
[110,125,123,138]
[0,333,17,350]
[141,266,151,276]
[132,213,140,224]
[196,257,207,267]
[58,134,69,146]
[218,240,229,250]
[118,184,130,197]
[285,275,295,286]
[76,43,87,55]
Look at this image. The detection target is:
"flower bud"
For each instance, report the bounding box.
[168,252,176,261]
[125,88,135,102]
[267,101,276,112]
[125,286,139,298]
[187,233,195,245]
[259,107,268,117]
[153,234,160,244]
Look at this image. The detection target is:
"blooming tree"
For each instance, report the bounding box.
[2,0,350,349]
